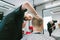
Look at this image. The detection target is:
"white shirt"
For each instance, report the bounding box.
[22,21,30,34]
[22,20,32,34]
[21,31,55,40]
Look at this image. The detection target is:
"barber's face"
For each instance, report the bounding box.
[24,15,32,21]
[28,16,32,20]
[24,17,28,21]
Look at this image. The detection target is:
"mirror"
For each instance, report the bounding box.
[42,5,60,40]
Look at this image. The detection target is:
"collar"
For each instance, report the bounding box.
[32,31,41,34]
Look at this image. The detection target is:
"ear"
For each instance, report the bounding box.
[40,24,43,29]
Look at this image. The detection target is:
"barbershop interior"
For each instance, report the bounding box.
[0,0,60,40]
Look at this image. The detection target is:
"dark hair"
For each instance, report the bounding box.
[53,20,57,23]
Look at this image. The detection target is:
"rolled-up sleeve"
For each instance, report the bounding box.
[19,5,27,13]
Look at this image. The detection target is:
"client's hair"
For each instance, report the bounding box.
[32,17,43,27]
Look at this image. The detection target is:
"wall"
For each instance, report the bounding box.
[36,5,45,17]
[3,0,33,16]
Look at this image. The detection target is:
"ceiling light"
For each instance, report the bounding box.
[45,1,60,8]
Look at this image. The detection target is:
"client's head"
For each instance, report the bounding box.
[32,17,43,32]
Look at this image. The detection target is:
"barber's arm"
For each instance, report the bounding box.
[51,25,55,29]
[21,1,40,18]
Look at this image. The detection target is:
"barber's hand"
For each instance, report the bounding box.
[22,21,27,28]
[50,26,55,29]
[52,25,55,27]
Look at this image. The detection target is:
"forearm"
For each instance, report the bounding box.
[25,4,38,16]
[22,2,38,16]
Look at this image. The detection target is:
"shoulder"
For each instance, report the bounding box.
[43,35,55,40]
[21,34,55,40]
